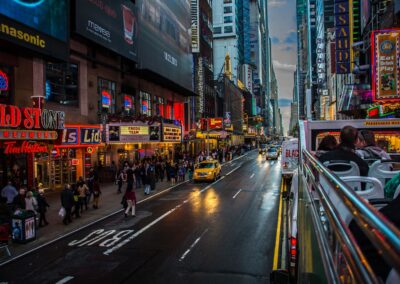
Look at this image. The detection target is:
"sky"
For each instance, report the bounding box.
[268,0,297,135]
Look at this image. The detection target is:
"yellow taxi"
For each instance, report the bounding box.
[193,160,221,182]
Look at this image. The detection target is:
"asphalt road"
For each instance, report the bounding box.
[0,152,282,284]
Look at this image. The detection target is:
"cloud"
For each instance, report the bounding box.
[283,31,297,44]
[268,0,287,7]
[278,98,292,107]
[271,36,280,44]
[273,60,296,72]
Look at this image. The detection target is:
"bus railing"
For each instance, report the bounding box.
[301,149,400,283]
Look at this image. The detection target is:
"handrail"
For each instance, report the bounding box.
[302,149,400,278]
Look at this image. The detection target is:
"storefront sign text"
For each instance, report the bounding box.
[0,129,57,140]
[0,104,65,130]
[334,0,351,74]
[60,125,101,146]
[3,141,48,154]
[81,128,101,144]
[120,126,149,135]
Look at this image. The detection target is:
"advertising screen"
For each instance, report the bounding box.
[137,0,193,91]
[75,0,138,61]
[0,0,68,59]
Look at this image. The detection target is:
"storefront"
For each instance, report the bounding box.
[42,124,103,189]
[103,118,182,166]
[0,104,65,190]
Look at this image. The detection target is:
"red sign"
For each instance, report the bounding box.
[200,118,223,131]
[71,159,79,166]
[3,141,48,154]
[0,104,65,130]
[0,130,57,140]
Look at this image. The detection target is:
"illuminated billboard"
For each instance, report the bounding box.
[372,30,400,102]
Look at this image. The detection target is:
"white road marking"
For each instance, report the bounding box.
[250,173,255,179]
[55,276,74,284]
[225,166,241,176]
[103,204,182,255]
[179,229,209,262]
[232,189,243,199]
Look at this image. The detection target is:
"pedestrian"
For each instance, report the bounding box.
[25,191,38,215]
[87,167,96,202]
[178,164,185,182]
[77,177,89,213]
[12,188,26,211]
[144,162,151,195]
[148,162,156,191]
[92,181,101,209]
[124,187,136,217]
[60,184,74,225]
[72,184,81,218]
[1,181,18,212]
[134,163,141,189]
[170,165,176,186]
[116,169,126,194]
[37,189,50,227]
[126,163,135,192]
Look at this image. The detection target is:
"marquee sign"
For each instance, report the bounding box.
[106,122,161,143]
[163,126,182,142]
[372,29,400,102]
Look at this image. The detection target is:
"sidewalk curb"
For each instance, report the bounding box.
[0,150,254,267]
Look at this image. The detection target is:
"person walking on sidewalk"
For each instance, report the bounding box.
[126,164,136,192]
[1,181,18,211]
[12,188,26,211]
[124,187,136,217]
[148,162,156,191]
[61,184,74,225]
[77,177,89,213]
[72,184,81,219]
[37,189,50,227]
[116,169,126,194]
[25,191,38,215]
[92,181,101,209]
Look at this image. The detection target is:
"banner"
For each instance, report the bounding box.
[334,0,351,74]
[190,0,200,53]
[75,0,138,61]
[372,30,400,102]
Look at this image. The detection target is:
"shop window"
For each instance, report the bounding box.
[46,62,79,106]
[224,0,232,3]
[0,66,12,104]
[98,78,116,113]
[140,91,152,116]
[224,25,233,33]
[154,96,165,117]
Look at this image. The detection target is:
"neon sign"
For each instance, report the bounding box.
[101,90,112,108]
[4,141,48,154]
[0,70,9,91]
[12,0,45,8]
[0,104,65,130]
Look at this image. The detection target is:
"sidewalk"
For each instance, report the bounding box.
[0,178,184,263]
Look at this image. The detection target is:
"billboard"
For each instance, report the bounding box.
[334,0,351,74]
[0,0,68,59]
[372,30,400,102]
[75,0,137,61]
[106,122,161,143]
[137,0,193,91]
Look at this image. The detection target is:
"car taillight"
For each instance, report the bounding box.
[290,237,297,258]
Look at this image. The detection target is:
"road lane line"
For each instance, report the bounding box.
[272,178,284,270]
[55,276,74,284]
[179,229,209,262]
[225,166,241,176]
[250,173,255,179]
[103,204,182,255]
[232,189,242,199]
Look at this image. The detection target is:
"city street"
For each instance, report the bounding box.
[0,152,282,284]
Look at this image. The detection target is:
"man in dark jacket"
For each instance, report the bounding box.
[37,189,50,227]
[12,188,26,211]
[60,184,74,225]
[319,126,369,177]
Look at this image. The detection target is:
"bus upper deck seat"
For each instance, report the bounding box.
[341,176,384,200]
[368,160,400,187]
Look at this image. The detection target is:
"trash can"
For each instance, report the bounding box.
[11,210,36,243]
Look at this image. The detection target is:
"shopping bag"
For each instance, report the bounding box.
[58,207,66,218]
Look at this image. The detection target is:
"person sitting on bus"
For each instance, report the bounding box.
[319,126,369,176]
[349,192,400,282]
[356,130,391,161]
[315,135,338,158]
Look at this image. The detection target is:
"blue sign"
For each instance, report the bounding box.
[61,128,79,145]
[81,128,101,145]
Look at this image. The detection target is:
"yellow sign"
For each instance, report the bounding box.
[364,120,400,126]
[120,126,149,135]
[163,127,181,142]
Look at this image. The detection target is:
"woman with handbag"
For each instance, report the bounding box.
[124,187,136,217]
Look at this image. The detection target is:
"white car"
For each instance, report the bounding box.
[265,147,278,160]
